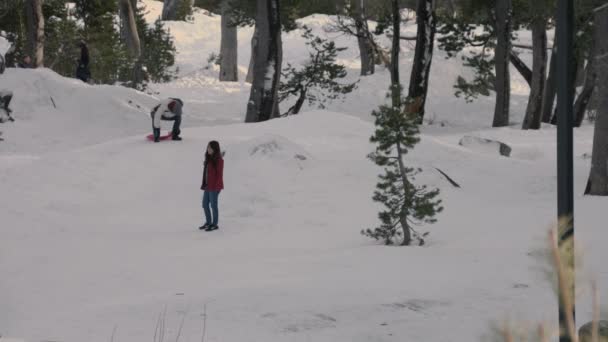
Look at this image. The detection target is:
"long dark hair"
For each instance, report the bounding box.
[205,141,222,166]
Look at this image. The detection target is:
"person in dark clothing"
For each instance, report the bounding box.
[150,98,184,142]
[17,55,32,68]
[200,141,224,231]
[76,42,91,83]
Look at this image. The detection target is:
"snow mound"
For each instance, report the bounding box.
[228,134,312,170]
[458,135,512,157]
[0,68,157,154]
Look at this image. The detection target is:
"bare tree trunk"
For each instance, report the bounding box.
[390,0,400,107]
[119,0,143,85]
[25,0,44,67]
[162,0,178,20]
[352,0,375,76]
[245,0,283,122]
[509,51,532,85]
[286,89,307,115]
[246,26,258,83]
[541,43,557,123]
[119,0,141,58]
[220,0,238,82]
[408,0,436,124]
[492,0,512,127]
[522,11,547,130]
[574,52,597,127]
[585,3,608,196]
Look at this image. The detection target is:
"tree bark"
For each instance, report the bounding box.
[492,0,512,127]
[585,3,608,196]
[550,55,580,125]
[245,0,283,123]
[220,0,238,82]
[390,0,401,108]
[509,51,532,85]
[541,43,557,123]
[522,12,547,130]
[408,0,436,123]
[574,52,597,127]
[286,89,307,115]
[352,0,375,76]
[246,26,258,83]
[119,0,143,85]
[25,0,44,67]
[119,0,141,58]
[162,0,178,20]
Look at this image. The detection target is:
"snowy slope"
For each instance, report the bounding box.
[1,2,606,342]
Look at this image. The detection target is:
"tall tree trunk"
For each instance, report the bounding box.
[162,0,178,20]
[492,0,512,127]
[119,0,141,58]
[574,51,597,127]
[408,0,436,124]
[220,0,238,82]
[541,43,557,123]
[390,0,400,108]
[119,0,143,85]
[246,26,258,83]
[585,3,608,196]
[550,54,580,125]
[245,0,283,123]
[522,12,547,130]
[352,0,375,76]
[25,0,44,67]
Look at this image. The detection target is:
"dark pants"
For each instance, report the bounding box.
[152,115,181,140]
[202,191,220,226]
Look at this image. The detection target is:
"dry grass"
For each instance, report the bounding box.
[489,218,604,342]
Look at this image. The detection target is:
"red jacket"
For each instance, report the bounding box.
[202,158,224,191]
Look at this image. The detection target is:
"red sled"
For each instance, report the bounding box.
[146,132,173,141]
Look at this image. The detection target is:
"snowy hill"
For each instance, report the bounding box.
[1,2,606,342]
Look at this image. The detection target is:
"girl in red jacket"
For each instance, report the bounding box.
[200,141,224,231]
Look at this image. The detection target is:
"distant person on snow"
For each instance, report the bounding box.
[17,55,33,68]
[200,141,224,231]
[150,98,183,142]
[75,42,91,83]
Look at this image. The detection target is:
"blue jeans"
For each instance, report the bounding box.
[202,191,220,226]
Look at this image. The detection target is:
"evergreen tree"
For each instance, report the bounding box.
[363,0,442,246]
[43,0,82,77]
[278,26,357,115]
[139,19,178,83]
[363,94,443,246]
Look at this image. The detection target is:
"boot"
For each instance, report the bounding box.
[171,127,182,141]
[153,128,160,143]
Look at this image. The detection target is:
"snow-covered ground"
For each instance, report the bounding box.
[1,2,606,341]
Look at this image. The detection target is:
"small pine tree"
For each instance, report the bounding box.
[140,19,177,83]
[133,2,177,86]
[278,25,357,116]
[363,94,443,246]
